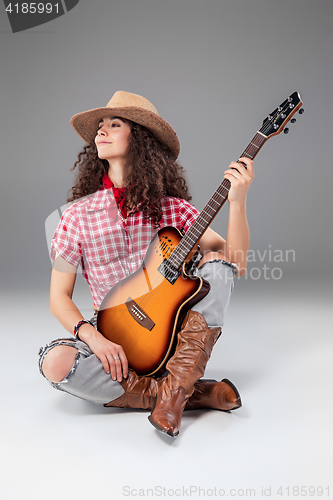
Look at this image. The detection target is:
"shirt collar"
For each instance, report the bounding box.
[85,188,117,215]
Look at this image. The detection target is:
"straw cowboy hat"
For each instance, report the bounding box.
[70,91,180,158]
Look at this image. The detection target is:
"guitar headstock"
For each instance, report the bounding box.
[260,91,303,138]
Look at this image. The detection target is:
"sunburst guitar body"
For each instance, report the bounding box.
[97,227,210,376]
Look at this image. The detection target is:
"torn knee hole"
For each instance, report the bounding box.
[41,344,78,384]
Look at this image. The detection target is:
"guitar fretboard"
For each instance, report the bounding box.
[168,132,267,269]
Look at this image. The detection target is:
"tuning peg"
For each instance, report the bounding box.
[284,127,289,134]
[291,118,296,123]
[299,108,304,114]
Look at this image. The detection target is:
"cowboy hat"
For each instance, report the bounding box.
[70,91,180,158]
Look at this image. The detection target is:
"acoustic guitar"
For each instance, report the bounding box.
[97,91,303,376]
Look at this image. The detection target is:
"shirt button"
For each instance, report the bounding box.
[100,258,105,262]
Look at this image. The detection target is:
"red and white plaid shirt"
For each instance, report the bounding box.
[50,188,200,308]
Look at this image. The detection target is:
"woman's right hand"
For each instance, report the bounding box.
[78,324,128,382]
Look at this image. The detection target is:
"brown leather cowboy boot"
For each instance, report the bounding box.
[186,378,242,411]
[148,311,221,437]
[104,371,241,412]
[104,370,160,410]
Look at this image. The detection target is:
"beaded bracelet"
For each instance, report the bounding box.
[74,319,94,340]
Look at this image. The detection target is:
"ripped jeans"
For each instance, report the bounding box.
[38,260,237,405]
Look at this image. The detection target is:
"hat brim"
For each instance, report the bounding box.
[70,107,180,159]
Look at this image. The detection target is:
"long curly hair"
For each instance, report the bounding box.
[67,119,192,226]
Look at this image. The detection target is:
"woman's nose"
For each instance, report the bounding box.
[98,126,107,136]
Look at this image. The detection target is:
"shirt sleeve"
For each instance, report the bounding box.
[50,206,82,268]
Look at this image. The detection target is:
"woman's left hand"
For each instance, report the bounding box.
[223,157,254,204]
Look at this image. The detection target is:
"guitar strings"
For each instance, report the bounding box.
[135,247,178,311]
[133,247,174,311]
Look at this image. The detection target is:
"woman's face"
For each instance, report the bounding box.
[95,117,132,163]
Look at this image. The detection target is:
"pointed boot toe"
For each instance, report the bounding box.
[185,378,242,411]
[221,378,242,410]
[148,387,186,437]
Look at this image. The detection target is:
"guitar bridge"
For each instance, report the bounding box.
[158,259,180,284]
[125,297,155,331]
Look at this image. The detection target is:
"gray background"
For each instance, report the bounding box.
[0,1,332,499]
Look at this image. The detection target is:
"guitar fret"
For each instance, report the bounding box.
[217,191,228,198]
[214,190,227,199]
[200,213,212,223]
[257,131,267,138]
[191,227,201,237]
[208,198,220,207]
[205,203,218,213]
[174,250,186,261]
[242,151,253,159]
[252,134,264,146]
[195,219,207,230]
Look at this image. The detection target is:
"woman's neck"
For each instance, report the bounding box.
[107,160,126,188]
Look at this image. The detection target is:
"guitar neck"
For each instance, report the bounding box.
[168,131,268,269]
